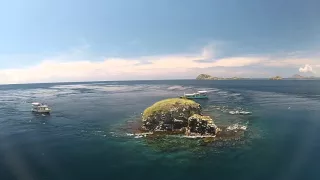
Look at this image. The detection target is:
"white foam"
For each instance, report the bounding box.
[229,110,251,115]
[217,91,228,95]
[51,84,151,93]
[226,123,247,131]
[126,133,134,136]
[182,135,216,139]
[134,135,144,138]
[0,88,78,102]
[207,88,220,92]
[230,93,241,96]
[167,85,187,90]
[50,84,89,89]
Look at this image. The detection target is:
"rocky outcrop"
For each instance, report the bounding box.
[142,98,218,135]
[196,74,216,80]
[224,77,245,80]
[270,76,282,80]
[196,74,245,80]
[187,114,218,135]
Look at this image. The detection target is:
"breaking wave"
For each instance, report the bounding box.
[209,105,252,116]
[226,123,248,131]
[167,85,188,90]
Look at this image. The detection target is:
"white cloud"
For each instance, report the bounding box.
[299,64,315,73]
[263,58,319,67]
[0,45,266,84]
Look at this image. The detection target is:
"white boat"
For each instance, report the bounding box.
[239,111,251,115]
[32,102,51,113]
[180,90,209,99]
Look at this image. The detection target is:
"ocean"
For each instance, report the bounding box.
[0,80,320,180]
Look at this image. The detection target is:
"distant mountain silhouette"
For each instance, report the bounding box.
[292,74,305,79]
[291,74,318,79]
[196,74,245,80]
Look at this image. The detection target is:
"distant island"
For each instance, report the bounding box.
[270,74,320,80]
[196,73,319,80]
[292,74,304,79]
[269,76,283,80]
[290,74,317,79]
[196,74,246,80]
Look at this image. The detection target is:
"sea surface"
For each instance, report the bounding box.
[1,80,320,180]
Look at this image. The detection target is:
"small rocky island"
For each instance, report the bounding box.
[269,76,283,80]
[196,74,216,80]
[196,74,244,80]
[119,98,248,150]
[141,98,221,137]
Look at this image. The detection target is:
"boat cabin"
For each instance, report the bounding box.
[32,102,51,113]
[181,91,208,99]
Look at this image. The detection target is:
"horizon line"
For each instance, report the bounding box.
[1,77,320,86]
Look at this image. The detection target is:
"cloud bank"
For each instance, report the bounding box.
[0,45,319,84]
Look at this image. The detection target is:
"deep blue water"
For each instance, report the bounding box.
[1,80,320,180]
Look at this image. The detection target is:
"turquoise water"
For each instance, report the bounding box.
[1,80,320,180]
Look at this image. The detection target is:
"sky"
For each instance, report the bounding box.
[0,0,319,84]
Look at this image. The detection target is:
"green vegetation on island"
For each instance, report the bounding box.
[142,98,200,121]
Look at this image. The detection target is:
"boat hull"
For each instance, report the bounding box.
[180,96,208,99]
[32,109,51,114]
[180,90,209,99]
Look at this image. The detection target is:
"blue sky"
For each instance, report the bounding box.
[0,0,319,83]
